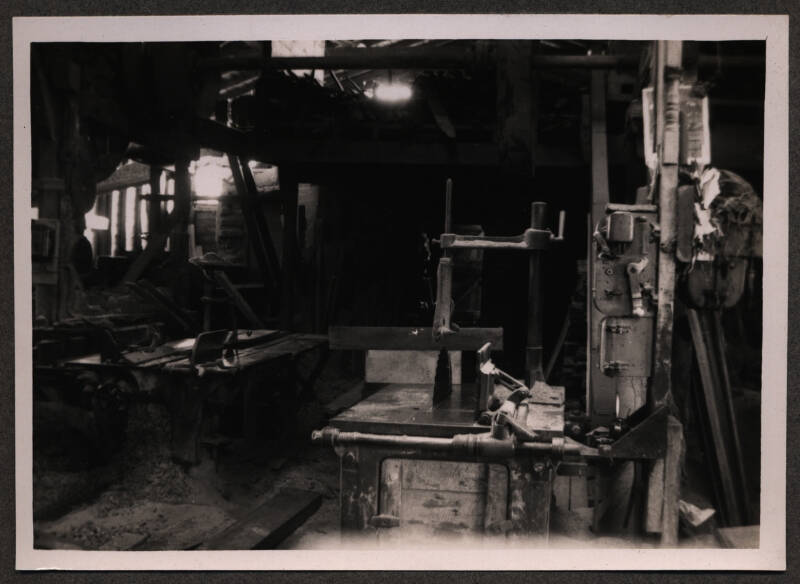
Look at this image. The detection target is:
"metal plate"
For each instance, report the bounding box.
[593,211,657,316]
[599,316,653,377]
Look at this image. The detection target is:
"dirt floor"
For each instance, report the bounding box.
[34,399,344,550]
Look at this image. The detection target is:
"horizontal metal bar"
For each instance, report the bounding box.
[440,229,551,251]
[328,326,503,351]
[311,426,578,459]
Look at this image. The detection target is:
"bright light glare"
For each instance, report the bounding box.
[371,82,413,103]
[193,156,229,198]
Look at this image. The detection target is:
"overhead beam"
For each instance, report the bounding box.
[197,48,763,72]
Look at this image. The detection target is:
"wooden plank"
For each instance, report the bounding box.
[712,311,752,524]
[401,489,484,531]
[213,271,265,329]
[484,464,509,530]
[200,488,321,550]
[644,458,665,533]
[227,154,278,306]
[401,459,488,493]
[716,525,760,549]
[329,326,503,351]
[688,309,741,525]
[660,415,684,546]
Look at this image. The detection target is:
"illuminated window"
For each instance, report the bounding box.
[110,189,120,256]
[124,186,137,252]
[140,184,150,248]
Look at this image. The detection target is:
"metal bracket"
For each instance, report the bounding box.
[604,405,668,460]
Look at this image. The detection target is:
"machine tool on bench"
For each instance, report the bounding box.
[313,181,672,538]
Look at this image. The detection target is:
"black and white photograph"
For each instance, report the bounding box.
[12,13,787,571]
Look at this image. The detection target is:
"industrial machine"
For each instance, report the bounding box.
[28,37,763,548]
[311,185,671,539]
[310,40,761,544]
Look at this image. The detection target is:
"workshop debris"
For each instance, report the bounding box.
[679,499,715,531]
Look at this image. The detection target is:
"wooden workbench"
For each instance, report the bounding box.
[63,330,328,464]
[328,381,559,539]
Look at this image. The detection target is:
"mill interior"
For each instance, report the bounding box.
[30,39,764,550]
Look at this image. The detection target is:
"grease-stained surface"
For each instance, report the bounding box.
[378,459,508,534]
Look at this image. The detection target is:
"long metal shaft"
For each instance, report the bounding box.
[526,202,548,385]
[311,426,578,458]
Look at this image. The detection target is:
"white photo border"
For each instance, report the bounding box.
[13,13,788,571]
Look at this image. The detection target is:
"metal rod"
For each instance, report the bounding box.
[526,202,548,385]
[311,427,579,458]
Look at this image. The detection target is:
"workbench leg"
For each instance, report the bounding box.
[338,447,382,534]
[508,458,552,540]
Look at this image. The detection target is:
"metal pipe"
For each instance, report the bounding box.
[311,426,579,458]
[526,202,548,385]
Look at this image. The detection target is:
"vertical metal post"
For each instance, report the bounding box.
[432,178,455,340]
[526,201,547,385]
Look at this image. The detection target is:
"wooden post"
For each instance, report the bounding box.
[495,41,537,176]
[651,41,682,408]
[645,40,683,538]
[590,70,610,227]
[171,158,192,261]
